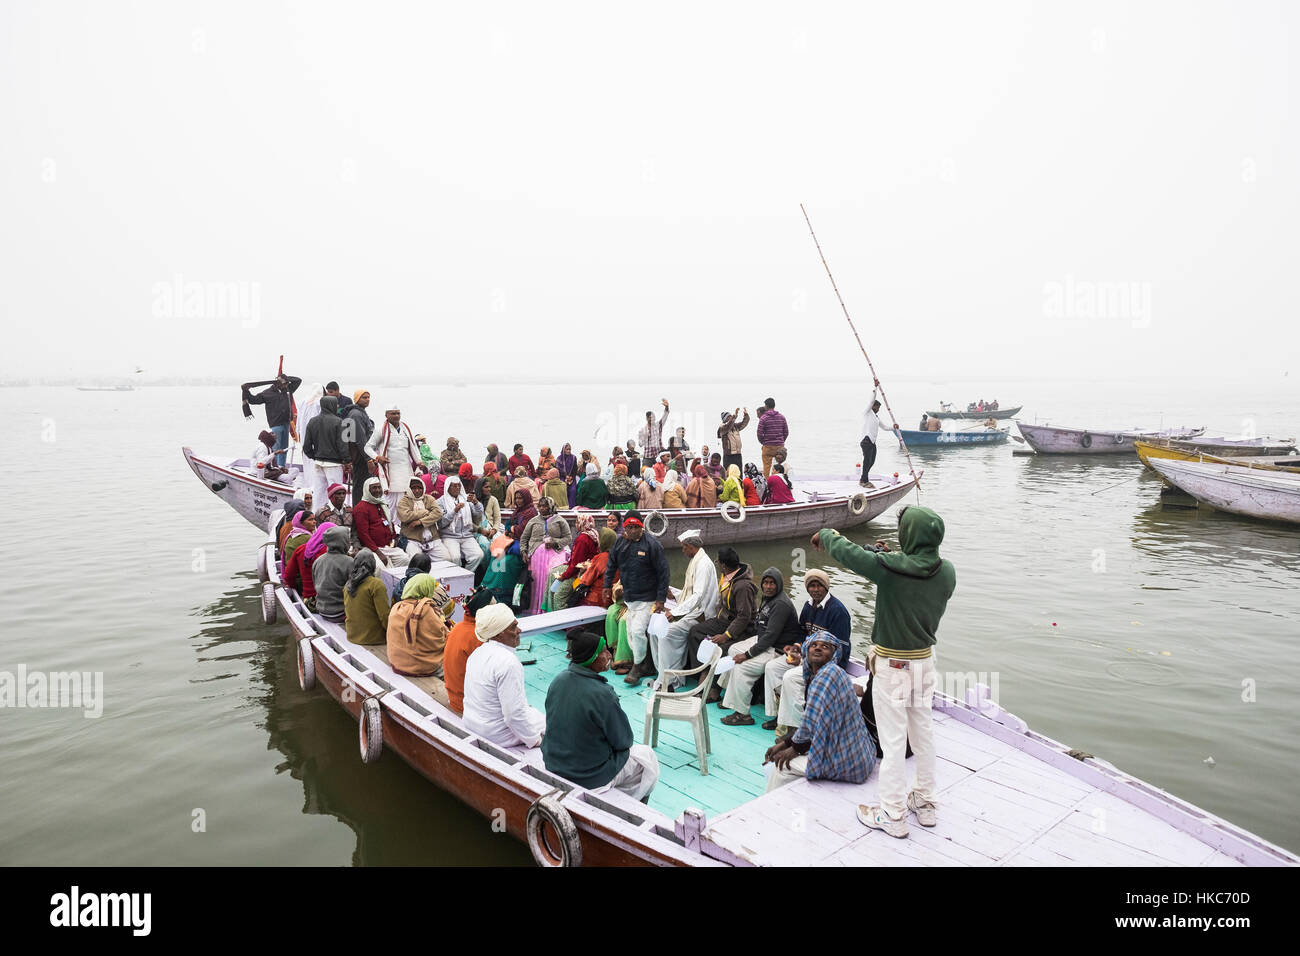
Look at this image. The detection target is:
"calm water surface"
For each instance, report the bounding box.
[2,378,1297,864]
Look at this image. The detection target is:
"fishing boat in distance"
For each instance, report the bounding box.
[182,447,920,545]
[259,510,1300,867]
[76,384,137,392]
[1015,422,1205,455]
[894,426,1009,447]
[925,402,1022,420]
[1147,458,1300,526]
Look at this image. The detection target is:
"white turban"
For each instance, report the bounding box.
[475,603,517,643]
[678,529,702,543]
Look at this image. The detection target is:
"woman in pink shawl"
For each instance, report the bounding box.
[520,495,572,615]
[303,522,339,564]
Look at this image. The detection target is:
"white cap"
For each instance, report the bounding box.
[678,529,702,543]
[385,402,401,412]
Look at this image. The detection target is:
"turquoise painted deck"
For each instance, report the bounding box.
[521,629,775,819]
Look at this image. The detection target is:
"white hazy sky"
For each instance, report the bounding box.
[1,1,1297,383]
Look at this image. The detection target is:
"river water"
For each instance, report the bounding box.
[2,378,1297,865]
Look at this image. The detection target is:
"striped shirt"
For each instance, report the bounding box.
[756,409,789,446]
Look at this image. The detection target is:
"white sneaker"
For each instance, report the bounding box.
[907,791,937,827]
[856,804,909,838]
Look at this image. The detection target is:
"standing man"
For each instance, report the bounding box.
[543,629,660,802]
[762,568,851,733]
[603,514,670,686]
[241,371,302,468]
[302,395,349,508]
[345,389,375,506]
[638,398,670,462]
[654,530,719,688]
[323,381,353,417]
[811,506,956,839]
[717,407,750,476]
[755,397,788,477]
[366,404,421,517]
[860,378,885,489]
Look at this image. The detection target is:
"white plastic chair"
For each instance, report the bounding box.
[643,642,722,775]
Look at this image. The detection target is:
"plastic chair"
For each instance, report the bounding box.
[643,642,722,775]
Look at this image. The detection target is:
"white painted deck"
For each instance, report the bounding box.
[698,709,1259,867]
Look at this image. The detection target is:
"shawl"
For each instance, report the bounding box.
[303,522,339,563]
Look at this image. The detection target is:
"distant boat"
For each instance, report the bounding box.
[895,427,1009,447]
[1148,458,1300,526]
[1016,422,1204,455]
[76,385,136,392]
[925,403,1021,420]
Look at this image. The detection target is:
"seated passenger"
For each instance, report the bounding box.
[718,567,802,724]
[574,463,608,509]
[392,552,432,605]
[463,604,545,747]
[311,526,354,624]
[762,568,851,733]
[443,588,496,715]
[440,437,467,475]
[353,477,396,565]
[685,547,758,669]
[397,475,444,558]
[542,629,659,801]
[766,463,795,503]
[250,429,288,480]
[660,469,686,509]
[718,464,744,508]
[655,531,718,689]
[282,512,319,606]
[387,573,455,679]
[435,479,484,570]
[344,549,390,645]
[764,629,875,792]
[637,468,663,511]
[605,463,639,511]
[685,465,717,508]
[316,483,352,529]
[481,532,525,611]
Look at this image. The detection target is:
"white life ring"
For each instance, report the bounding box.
[297,638,316,691]
[261,582,277,624]
[720,500,745,524]
[359,696,383,763]
[256,542,272,582]
[643,510,669,538]
[848,492,868,516]
[526,793,583,867]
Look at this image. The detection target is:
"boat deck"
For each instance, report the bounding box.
[517,624,772,820]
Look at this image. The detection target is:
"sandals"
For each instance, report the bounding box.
[705,688,723,704]
[762,718,778,731]
[612,661,633,675]
[721,713,755,726]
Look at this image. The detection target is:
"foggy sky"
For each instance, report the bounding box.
[2,1,1297,384]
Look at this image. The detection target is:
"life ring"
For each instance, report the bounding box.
[359,696,383,763]
[848,492,868,516]
[261,582,277,624]
[643,510,668,538]
[297,638,316,691]
[526,793,583,867]
[720,500,745,524]
[1079,431,1092,449]
[256,543,272,582]
[1112,433,1127,445]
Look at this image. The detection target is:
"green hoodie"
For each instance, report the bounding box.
[817,506,955,659]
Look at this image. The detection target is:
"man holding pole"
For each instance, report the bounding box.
[860,377,885,489]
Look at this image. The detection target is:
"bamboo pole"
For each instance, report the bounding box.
[799,204,921,496]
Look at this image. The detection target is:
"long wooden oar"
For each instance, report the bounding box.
[799,204,921,497]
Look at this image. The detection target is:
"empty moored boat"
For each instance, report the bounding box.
[260,511,1298,867]
[1135,439,1299,473]
[1147,459,1300,526]
[1015,423,1205,456]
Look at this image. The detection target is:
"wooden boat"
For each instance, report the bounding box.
[259,512,1299,867]
[1015,423,1205,456]
[925,404,1022,420]
[183,446,920,545]
[76,384,136,391]
[1146,459,1300,526]
[1135,439,1298,473]
[895,427,1009,447]
[1144,436,1296,457]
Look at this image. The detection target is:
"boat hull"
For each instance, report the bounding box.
[185,446,919,543]
[1148,459,1300,525]
[896,428,1008,447]
[1135,438,1298,466]
[1016,423,1204,455]
[924,405,1021,420]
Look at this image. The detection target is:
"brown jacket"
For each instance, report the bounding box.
[662,485,687,509]
[387,598,450,675]
[686,476,717,509]
[397,492,443,541]
[717,410,750,455]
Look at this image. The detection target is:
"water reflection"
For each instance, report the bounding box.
[190,579,530,866]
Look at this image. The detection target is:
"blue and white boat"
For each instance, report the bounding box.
[895,427,1009,447]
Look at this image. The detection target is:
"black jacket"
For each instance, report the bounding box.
[303,397,349,463]
[749,566,802,657]
[604,533,670,603]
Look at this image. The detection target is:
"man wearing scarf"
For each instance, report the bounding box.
[435,479,484,570]
[397,475,445,557]
[365,404,421,516]
[655,531,718,689]
[485,443,509,475]
[345,389,375,507]
[354,476,397,565]
[763,628,874,792]
[813,506,956,838]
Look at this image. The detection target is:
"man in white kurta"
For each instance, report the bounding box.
[653,530,719,688]
[462,605,545,749]
[365,405,421,518]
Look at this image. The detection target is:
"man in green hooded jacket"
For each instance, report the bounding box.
[811,505,955,838]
